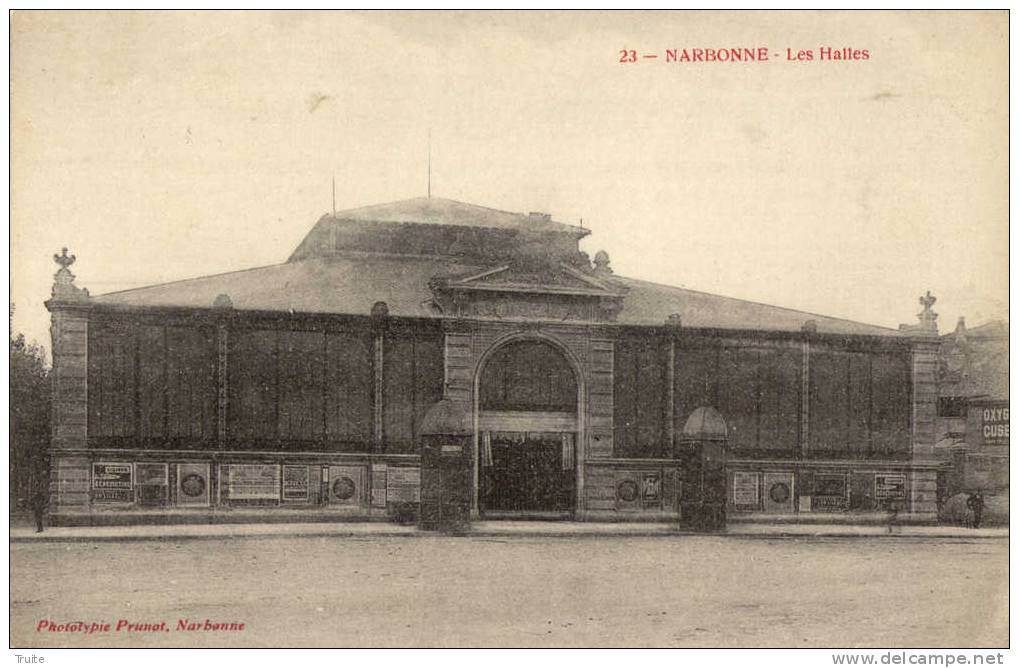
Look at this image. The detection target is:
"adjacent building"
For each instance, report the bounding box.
[46,197,946,525]
[936,318,1009,497]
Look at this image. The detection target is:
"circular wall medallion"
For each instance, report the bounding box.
[769,482,791,504]
[332,476,357,501]
[180,473,206,498]
[616,479,639,503]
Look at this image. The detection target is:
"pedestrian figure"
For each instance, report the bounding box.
[886,500,901,534]
[30,488,47,533]
[967,491,985,529]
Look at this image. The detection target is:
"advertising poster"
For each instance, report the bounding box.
[135,462,169,506]
[135,463,168,486]
[763,472,795,513]
[282,465,310,502]
[329,465,366,506]
[91,462,133,503]
[875,474,907,504]
[731,471,760,509]
[812,474,848,512]
[176,463,210,507]
[979,404,1010,446]
[225,464,281,501]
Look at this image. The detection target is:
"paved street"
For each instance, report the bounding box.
[11,534,1007,648]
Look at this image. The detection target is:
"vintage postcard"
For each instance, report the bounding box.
[8,10,1009,654]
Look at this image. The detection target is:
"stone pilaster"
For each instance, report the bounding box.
[906,291,940,460]
[911,338,940,459]
[44,248,92,517]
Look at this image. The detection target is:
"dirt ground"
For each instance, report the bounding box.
[10,534,1007,648]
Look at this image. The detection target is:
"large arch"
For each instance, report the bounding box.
[471,332,587,516]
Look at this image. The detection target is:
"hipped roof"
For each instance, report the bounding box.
[94,254,899,336]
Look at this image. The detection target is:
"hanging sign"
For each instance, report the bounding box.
[92,463,133,503]
[282,465,310,502]
[980,404,1009,446]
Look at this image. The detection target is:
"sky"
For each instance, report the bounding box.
[11,10,1008,356]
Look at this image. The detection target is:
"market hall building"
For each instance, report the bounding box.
[46,197,944,526]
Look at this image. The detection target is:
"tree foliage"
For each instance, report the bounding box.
[10,304,50,507]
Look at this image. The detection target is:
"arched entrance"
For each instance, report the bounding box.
[475,338,580,517]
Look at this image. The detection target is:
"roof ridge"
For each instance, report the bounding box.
[612,273,899,333]
[329,195,585,232]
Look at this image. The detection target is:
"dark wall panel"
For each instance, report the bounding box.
[758,347,801,451]
[635,340,667,453]
[166,326,216,440]
[228,329,278,440]
[137,325,165,439]
[384,332,444,453]
[871,351,911,455]
[278,330,324,440]
[325,331,372,444]
[674,345,718,430]
[413,334,444,441]
[612,339,638,456]
[847,352,872,452]
[810,350,851,452]
[383,336,415,450]
[87,324,136,438]
[613,337,669,459]
[717,346,758,450]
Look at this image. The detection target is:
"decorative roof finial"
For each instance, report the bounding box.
[593,250,612,275]
[54,247,76,270]
[917,290,939,334]
[49,247,89,303]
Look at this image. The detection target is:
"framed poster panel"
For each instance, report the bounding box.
[223,464,281,503]
[328,465,366,506]
[763,472,795,513]
[614,471,641,512]
[371,462,387,507]
[812,473,848,512]
[282,465,310,503]
[641,471,662,509]
[135,462,168,506]
[92,462,134,503]
[176,463,210,507]
[731,471,760,510]
[874,473,907,510]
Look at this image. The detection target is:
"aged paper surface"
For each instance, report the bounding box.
[9,10,1008,651]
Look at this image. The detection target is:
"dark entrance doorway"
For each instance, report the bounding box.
[480,431,576,514]
[477,339,579,517]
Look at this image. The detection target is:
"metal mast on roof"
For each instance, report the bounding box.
[332,175,336,217]
[427,128,432,199]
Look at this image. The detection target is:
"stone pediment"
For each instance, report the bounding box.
[429,264,627,322]
[438,264,624,296]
